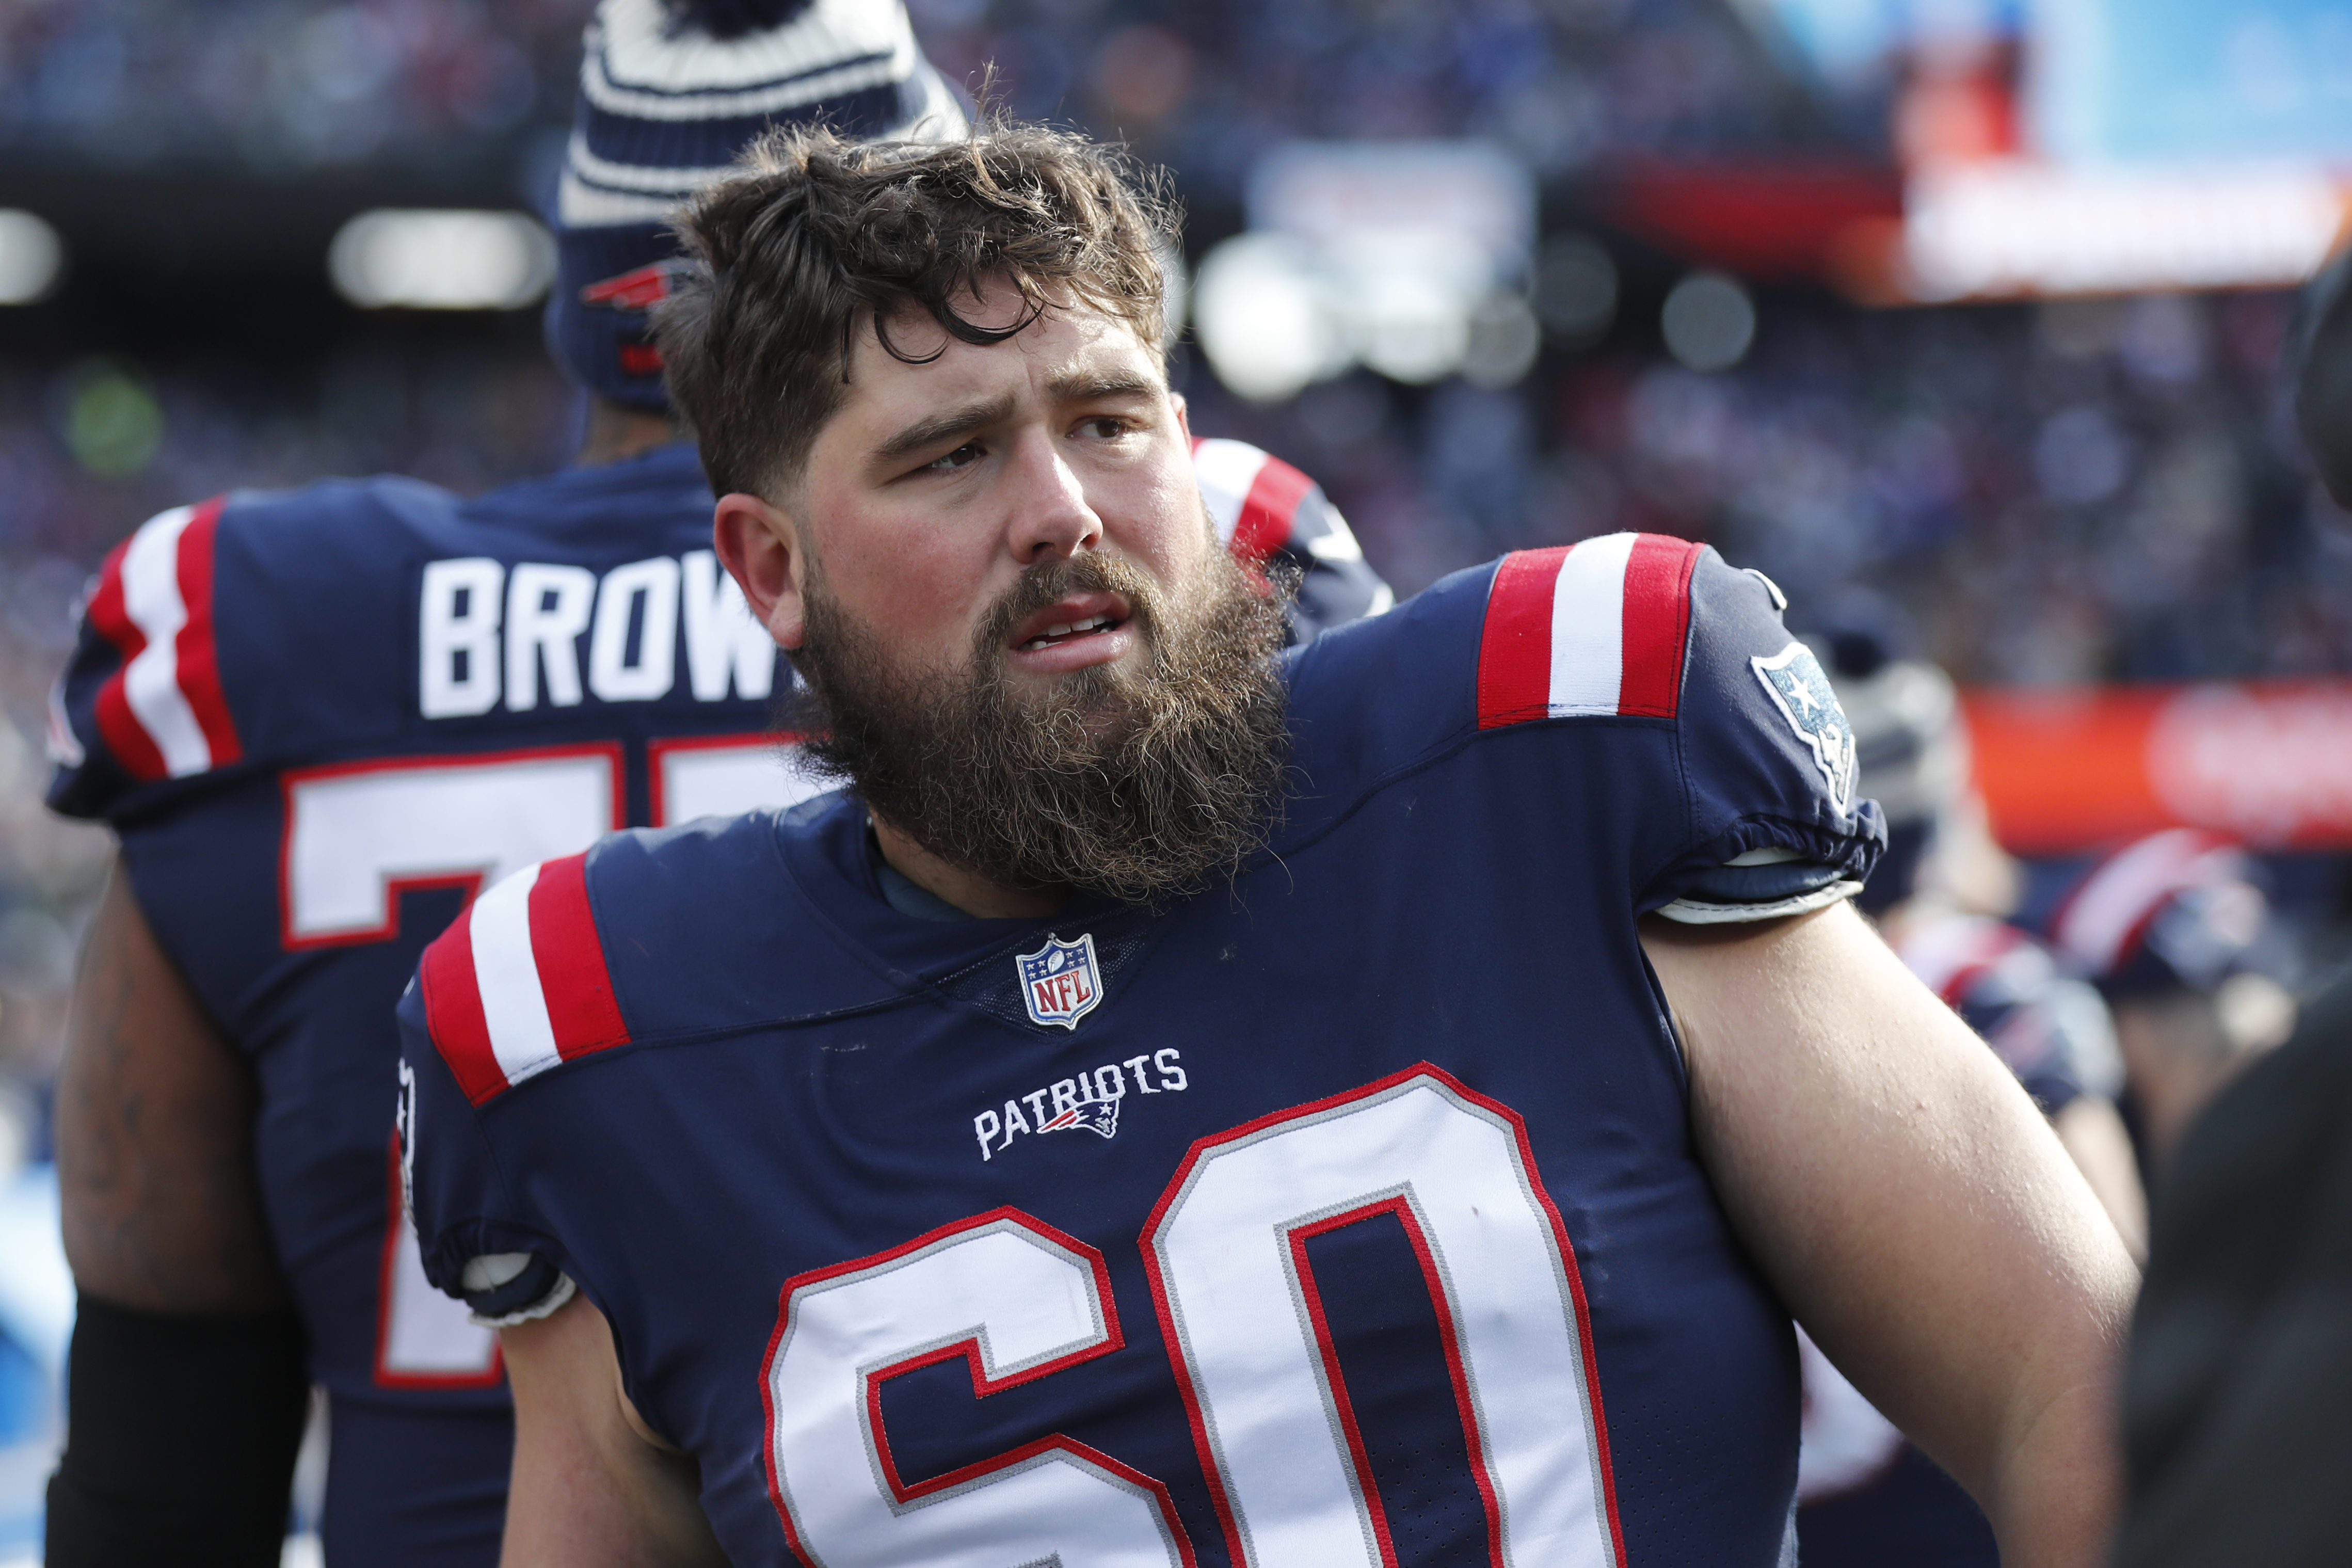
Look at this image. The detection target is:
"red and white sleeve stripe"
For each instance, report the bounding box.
[82,498,243,781]
[1191,437,1316,563]
[1476,534,1703,729]
[420,853,631,1108]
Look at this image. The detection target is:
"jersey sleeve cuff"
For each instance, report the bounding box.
[459,1252,577,1327]
[1654,879,1863,925]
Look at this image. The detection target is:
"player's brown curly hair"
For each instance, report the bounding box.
[655,119,1179,499]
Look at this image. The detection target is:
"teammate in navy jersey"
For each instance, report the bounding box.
[2046,829,2294,1172]
[39,7,1385,1565]
[40,414,1367,1558]
[400,121,2138,1568]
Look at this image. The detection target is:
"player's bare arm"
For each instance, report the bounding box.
[49,860,308,1567]
[2050,1095,2148,1261]
[58,860,285,1312]
[1646,900,2139,1567]
[499,1294,727,1568]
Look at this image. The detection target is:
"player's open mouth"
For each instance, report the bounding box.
[1019,612,1120,651]
[1006,593,1139,674]
[1009,594,1132,652]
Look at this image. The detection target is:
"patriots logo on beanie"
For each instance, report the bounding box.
[579,259,687,312]
[578,259,691,376]
[546,0,968,410]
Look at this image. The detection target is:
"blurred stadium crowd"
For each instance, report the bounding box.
[0,0,583,167]
[1189,287,2352,685]
[0,0,1825,181]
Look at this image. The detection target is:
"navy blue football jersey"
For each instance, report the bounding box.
[401,535,1885,1568]
[44,436,1369,1558]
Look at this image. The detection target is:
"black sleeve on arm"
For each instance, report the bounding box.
[45,1296,309,1568]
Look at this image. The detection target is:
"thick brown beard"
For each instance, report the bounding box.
[787,545,1292,906]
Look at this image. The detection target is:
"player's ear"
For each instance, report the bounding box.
[713,492,808,651]
[1169,390,1191,443]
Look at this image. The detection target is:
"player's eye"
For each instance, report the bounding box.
[922,442,985,473]
[1077,417,1131,440]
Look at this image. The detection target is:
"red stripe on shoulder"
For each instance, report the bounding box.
[527,854,630,1062]
[1614,535,1702,720]
[84,538,167,782]
[171,498,243,766]
[1230,454,1316,563]
[1476,548,1566,730]
[419,912,507,1108]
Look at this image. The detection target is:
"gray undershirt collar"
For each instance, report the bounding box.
[869,832,974,922]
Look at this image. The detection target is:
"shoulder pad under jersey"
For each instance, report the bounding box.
[415,851,631,1109]
[47,451,772,823]
[1281,535,1884,909]
[46,477,459,818]
[1191,437,1394,642]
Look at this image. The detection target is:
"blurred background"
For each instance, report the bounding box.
[0,0,2348,1554]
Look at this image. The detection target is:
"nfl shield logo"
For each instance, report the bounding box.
[1015,934,1103,1031]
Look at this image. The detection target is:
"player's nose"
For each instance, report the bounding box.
[1002,431,1103,565]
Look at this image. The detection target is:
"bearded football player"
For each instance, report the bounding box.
[40,9,1382,1563]
[401,123,2138,1568]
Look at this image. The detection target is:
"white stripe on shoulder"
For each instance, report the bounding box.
[119,505,212,777]
[1190,438,1268,546]
[469,865,562,1091]
[1548,533,1635,717]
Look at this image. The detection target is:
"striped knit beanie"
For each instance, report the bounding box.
[548,0,965,411]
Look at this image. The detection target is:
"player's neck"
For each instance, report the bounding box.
[577,399,683,467]
[869,813,1069,920]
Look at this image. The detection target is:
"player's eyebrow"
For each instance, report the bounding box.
[1047,370,1161,403]
[870,370,1162,473]
[871,390,1019,469]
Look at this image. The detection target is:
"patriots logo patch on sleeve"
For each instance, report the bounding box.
[1751,643,1858,816]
